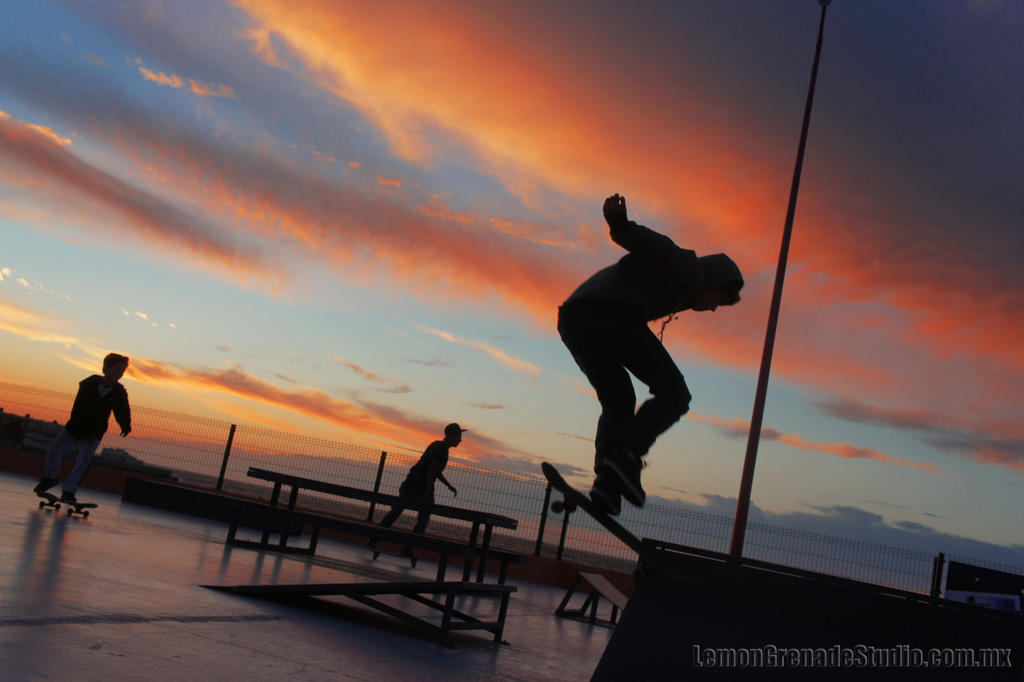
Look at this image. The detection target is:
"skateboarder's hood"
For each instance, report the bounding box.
[697,254,743,297]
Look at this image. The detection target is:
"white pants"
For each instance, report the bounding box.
[44,428,99,494]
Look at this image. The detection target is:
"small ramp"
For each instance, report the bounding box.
[202,580,515,646]
[592,540,1024,681]
[555,572,629,628]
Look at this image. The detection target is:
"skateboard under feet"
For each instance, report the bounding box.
[541,462,697,585]
[37,491,98,518]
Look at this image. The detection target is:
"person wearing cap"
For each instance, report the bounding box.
[373,423,464,555]
[558,194,743,516]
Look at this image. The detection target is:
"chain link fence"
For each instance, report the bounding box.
[2,380,1020,594]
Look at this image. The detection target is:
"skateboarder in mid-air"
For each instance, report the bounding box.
[558,194,743,516]
[34,353,132,505]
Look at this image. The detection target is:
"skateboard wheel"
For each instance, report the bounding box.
[564,499,578,513]
[551,500,564,513]
[83,511,89,518]
[38,501,45,509]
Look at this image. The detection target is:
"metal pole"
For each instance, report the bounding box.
[215,424,236,492]
[730,0,831,556]
[930,552,946,599]
[535,483,553,556]
[368,451,387,521]
[557,502,573,560]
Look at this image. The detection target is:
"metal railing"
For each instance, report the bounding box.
[2,380,1020,594]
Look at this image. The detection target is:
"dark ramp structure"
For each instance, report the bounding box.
[593,540,1024,681]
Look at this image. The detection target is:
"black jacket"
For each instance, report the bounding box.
[562,219,703,321]
[65,375,131,440]
[399,440,450,499]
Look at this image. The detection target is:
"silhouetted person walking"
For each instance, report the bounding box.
[559,194,743,515]
[373,422,464,557]
[34,353,132,503]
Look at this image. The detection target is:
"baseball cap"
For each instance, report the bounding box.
[444,423,468,436]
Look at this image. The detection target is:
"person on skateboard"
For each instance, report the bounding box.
[558,194,743,515]
[34,353,132,504]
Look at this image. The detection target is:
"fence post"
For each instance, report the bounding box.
[215,424,237,492]
[556,499,575,560]
[368,451,387,521]
[930,552,946,598]
[535,483,553,556]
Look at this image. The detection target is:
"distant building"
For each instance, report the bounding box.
[2,412,62,453]
[97,447,144,465]
[1,407,175,480]
[0,410,27,446]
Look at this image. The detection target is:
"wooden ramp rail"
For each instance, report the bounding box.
[226,505,486,582]
[202,581,516,646]
[244,466,518,583]
[226,501,525,585]
[555,572,629,628]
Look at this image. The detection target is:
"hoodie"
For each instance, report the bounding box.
[64,375,131,440]
[563,219,743,321]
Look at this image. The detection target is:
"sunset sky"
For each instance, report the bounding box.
[1,1,1021,558]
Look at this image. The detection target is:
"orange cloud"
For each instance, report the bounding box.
[0,109,71,147]
[817,397,1024,472]
[777,432,939,472]
[329,356,412,393]
[99,121,585,322]
[136,60,236,99]
[227,0,1020,421]
[0,111,274,286]
[188,79,237,99]
[125,356,531,460]
[137,64,184,88]
[233,1,753,211]
[9,8,1015,462]
[468,402,505,410]
[691,414,940,473]
[237,26,281,67]
[413,325,541,377]
[0,300,80,346]
[25,123,72,147]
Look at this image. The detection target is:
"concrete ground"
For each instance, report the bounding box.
[0,472,614,681]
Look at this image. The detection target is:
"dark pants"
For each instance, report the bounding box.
[558,302,691,471]
[378,482,432,536]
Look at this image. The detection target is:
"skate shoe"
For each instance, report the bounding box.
[60,490,77,504]
[605,448,646,508]
[33,477,59,493]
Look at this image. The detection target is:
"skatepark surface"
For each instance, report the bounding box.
[0,472,613,681]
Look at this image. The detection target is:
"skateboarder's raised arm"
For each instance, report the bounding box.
[603,194,683,262]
